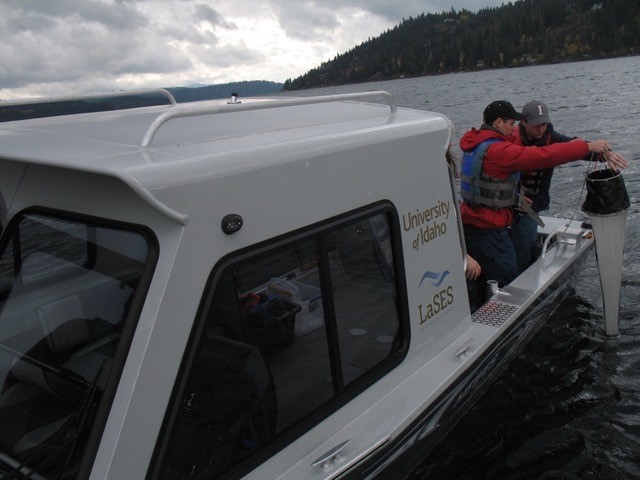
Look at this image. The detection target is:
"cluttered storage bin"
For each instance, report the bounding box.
[240,292,301,355]
[267,278,324,337]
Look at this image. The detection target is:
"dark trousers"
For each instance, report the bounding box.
[464,225,518,312]
[510,213,539,273]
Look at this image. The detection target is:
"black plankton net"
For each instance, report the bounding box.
[581,168,630,336]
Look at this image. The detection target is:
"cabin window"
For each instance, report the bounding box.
[0,215,90,289]
[0,210,153,480]
[155,206,407,480]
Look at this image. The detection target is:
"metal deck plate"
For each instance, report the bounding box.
[472,301,519,327]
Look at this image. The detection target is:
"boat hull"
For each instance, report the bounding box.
[341,249,591,479]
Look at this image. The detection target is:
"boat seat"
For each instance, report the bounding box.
[0,377,76,464]
[10,294,118,397]
[63,333,119,392]
[36,292,121,359]
[36,295,90,361]
[6,295,91,400]
[163,335,277,478]
[0,296,121,473]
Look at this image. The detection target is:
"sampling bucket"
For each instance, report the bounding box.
[581,169,630,215]
[581,168,629,336]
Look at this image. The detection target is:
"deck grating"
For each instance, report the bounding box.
[472,301,519,327]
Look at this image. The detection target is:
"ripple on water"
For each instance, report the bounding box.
[304,57,640,479]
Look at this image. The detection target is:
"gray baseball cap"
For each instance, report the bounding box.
[521,100,550,126]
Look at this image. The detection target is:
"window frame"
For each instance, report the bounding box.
[150,201,410,480]
[0,206,159,480]
[0,212,96,295]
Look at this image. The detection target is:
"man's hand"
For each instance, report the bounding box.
[518,193,533,209]
[465,254,481,280]
[586,139,610,154]
[604,150,629,171]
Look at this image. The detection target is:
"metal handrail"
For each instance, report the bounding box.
[141,91,397,147]
[0,88,177,107]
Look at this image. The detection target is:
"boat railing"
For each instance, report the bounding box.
[540,225,584,258]
[141,91,397,147]
[0,88,177,108]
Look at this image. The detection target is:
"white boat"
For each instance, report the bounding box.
[0,90,596,479]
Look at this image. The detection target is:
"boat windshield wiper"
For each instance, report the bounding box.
[0,451,47,480]
[54,360,106,480]
[0,360,106,480]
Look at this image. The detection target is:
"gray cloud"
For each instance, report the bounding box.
[3,0,148,30]
[194,3,237,29]
[193,42,265,69]
[270,2,339,41]
[158,23,218,45]
[268,0,503,29]
[0,0,505,98]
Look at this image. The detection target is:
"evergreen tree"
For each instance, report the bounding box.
[286,0,640,90]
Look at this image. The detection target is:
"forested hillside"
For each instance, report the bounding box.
[284,0,639,90]
[168,81,283,102]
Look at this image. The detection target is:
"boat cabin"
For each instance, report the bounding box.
[0,91,593,479]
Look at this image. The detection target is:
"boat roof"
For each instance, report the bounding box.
[0,91,452,223]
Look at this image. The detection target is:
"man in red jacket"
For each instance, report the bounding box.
[459,100,612,311]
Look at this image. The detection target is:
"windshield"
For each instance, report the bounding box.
[0,211,152,480]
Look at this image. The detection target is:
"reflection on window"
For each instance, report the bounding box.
[0,215,89,290]
[159,210,403,479]
[332,216,398,386]
[0,212,150,480]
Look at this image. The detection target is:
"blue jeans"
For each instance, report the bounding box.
[464,225,518,312]
[511,213,539,273]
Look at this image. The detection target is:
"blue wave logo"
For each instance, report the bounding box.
[418,270,450,289]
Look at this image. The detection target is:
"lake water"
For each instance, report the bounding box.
[282,56,640,479]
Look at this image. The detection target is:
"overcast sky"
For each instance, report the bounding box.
[0,0,506,100]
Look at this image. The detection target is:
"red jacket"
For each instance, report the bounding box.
[459,127,589,228]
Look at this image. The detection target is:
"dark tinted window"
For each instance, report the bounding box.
[157,208,406,479]
[0,211,152,479]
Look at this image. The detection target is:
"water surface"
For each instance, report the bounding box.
[285,56,640,479]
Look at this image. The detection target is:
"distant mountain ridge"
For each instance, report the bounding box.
[0,80,283,122]
[167,80,283,102]
[284,0,639,90]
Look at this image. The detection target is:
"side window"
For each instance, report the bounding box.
[157,209,406,479]
[332,216,398,386]
[0,211,154,480]
[20,215,89,284]
[0,215,89,290]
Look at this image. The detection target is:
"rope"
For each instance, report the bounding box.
[560,154,606,234]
